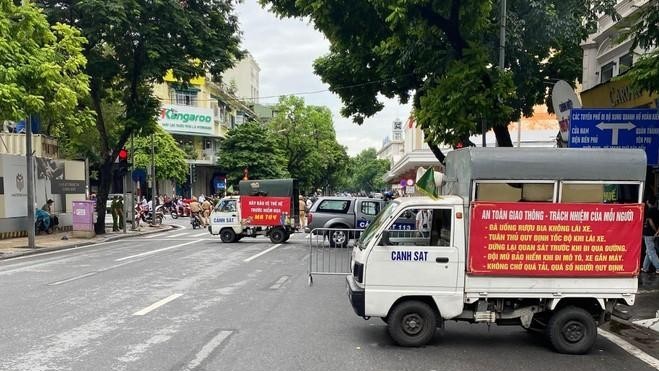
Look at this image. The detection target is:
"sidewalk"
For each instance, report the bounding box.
[0,224,176,260]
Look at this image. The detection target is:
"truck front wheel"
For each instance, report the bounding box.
[547,306,597,354]
[387,300,437,347]
[220,228,236,243]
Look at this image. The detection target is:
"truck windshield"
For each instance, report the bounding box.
[356,200,399,250]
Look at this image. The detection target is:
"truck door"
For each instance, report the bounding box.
[366,207,459,294]
[211,198,240,229]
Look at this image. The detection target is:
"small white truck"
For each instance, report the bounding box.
[209,179,299,243]
[346,147,645,354]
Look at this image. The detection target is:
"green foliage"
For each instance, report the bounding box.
[617,0,659,94]
[262,0,616,153]
[38,0,243,232]
[132,128,189,183]
[217,122,289,185]
[343,148,390,193]
[268,96,349,193]
[0,0,91,130]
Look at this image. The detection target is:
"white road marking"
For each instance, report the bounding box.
[0,239,125,263]
[47,272,97,286]
[193,232,209,237]
[243,244,282,262]
[142,233,160,239]
[183,330,233,371]
[47,260,140,286]
[269,275,289,289]
[168,232,188,238]
[132,293,183,316]
[115,240,199,262]
[598,328,659,369]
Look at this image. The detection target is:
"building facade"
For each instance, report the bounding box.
[580,0,657,109]
[382,107,558,193]
[376,119,405,163]
[221,52,261,104]
[153,69,259,198]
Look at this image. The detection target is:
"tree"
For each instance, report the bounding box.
[38,0,243,233]
[131,127,189,184]
[0,0,91,131]
[217,121,289,185]
[268,96,348,193]
[618,0,659,94]
[262,0,615,160]
[344,148,390,194]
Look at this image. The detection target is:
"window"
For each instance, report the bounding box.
[203,138,213,150]
[474,182,555,202]
[382,208,452,246]
[360,201,380,216]
[560,182,640,203]
[317,200,350,213]
[216,199,236,213]
[600,62,615,83]
[619,53,633,74]
[170,89,198,106]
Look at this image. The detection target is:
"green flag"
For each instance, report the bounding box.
[227,185,234,194]
[416,167,438,199]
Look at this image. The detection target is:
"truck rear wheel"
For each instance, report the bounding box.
[220,228,236,243]
[269,228,286,244]
[547,306,597,354]
[387,300,437,347]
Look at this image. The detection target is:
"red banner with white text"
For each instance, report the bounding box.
[468,202,643,277]
[240,196,291,226]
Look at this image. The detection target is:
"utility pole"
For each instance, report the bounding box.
[499,0,507,70]
[26,116,35,248]
[130,133,135,230]
[151,133,157,225]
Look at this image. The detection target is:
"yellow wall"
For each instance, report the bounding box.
[581,77,658,109]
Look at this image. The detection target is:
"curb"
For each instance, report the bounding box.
[607,315,659,358]
[0,224,181,261]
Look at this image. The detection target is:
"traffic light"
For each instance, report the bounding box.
[118,148,129,175]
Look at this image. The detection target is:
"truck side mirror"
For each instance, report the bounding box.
[379,230,390,246]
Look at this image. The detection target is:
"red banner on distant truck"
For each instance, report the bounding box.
[240,196,291,226]
[468,202,643,277]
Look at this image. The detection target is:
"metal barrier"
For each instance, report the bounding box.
[307,228,362,286]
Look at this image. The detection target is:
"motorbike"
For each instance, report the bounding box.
[190,211,203,229]
[136,204,164,225]
[158,201,179,219]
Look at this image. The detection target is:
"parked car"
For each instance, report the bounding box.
[305,197,387,247]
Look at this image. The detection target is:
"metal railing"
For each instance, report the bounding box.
[307,228,362,286]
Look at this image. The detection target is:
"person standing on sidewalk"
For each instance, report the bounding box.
[298,195,307,229]
[642,196,659,273]
[110,196,119,232]
[117,196,125,230]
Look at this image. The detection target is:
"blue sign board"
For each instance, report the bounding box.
[569,108,659,165]
[132,169,147,183]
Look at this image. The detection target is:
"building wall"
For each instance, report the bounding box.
[222,52,261,103]
[581,0,655,91]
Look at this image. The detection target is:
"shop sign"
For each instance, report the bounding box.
[158,104,214,136]
[51,180,86,194]
[569,108,659,164]
[469,202,642,277]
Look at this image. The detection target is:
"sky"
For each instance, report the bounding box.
[234,0,411,156]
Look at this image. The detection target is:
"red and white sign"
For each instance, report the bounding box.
[469,202,643,277]
[240,196,291,226]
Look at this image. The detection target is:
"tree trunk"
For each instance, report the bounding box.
[493,124,514,147]
[94,161,113,234]
[427,142,446,164]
